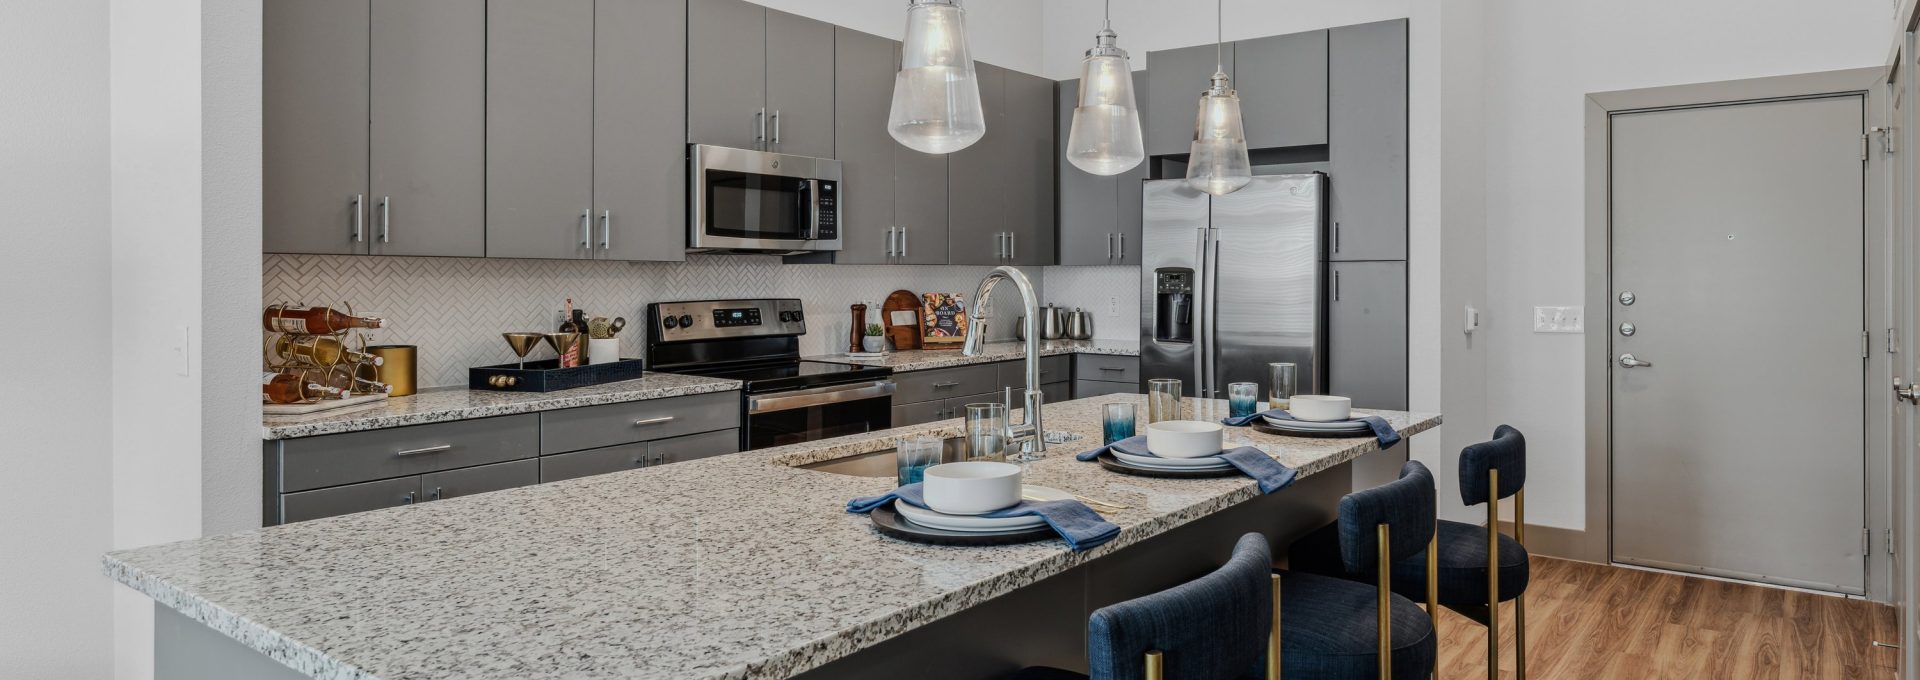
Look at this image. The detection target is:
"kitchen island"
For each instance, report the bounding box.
[108,395,1438,680]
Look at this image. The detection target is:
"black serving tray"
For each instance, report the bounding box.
[468,358,645,393]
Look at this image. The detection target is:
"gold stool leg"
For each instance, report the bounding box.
[1379,523,1393,680]
[1428,529,1439,680]
[1270,573,1283,680]
[1487,469,1500,680]
[1145,650,1164,680]
[1514,488,1526,680]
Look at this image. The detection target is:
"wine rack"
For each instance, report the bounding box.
[263,302,390,407]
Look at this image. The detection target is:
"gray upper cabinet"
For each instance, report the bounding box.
[485,0,597,260]
[1328,261,1407,410]
[1145,43,1231,158]
[830,28,898,265]
[1234,30,1328,150]
[367,0,486,257]
[1056,75,1147,266]
[265,1,371,255]
[687,0,768,151]
[1328,20,1407,262]
[764,10,835,159]
[1114,75,1148,266]
[894,145,950,265]
[594,0,689,262]
[1004,70,1055,267]
[946,63,1009,266]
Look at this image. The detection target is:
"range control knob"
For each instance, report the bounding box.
[778,311,794,322]
[678,314,694,328]
[662,315,679,329]
[793,310,804,322]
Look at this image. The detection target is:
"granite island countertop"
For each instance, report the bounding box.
[262,372,743,440]
[805,338,1139,372]
[111,395,1438,680]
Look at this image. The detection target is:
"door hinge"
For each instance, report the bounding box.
[1889,528,1896,556]
[1872,126,1897,155]
[1863,527,1871,555]
[1863,331,1871,359]
[1862,133,1871,161]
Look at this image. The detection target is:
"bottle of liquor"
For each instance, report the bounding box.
[262,371,344,404]
[272,335,385,367]
[262,305,384,335]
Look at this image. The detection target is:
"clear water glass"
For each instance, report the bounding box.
[896,436,942,487]
[1268,363,1298,410]
[1228,382,1259,418]
[965,403,1007,462]
[1103,402,1137,445]
[1147,378,1183,423]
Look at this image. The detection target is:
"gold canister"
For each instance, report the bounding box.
[366,345,417,396]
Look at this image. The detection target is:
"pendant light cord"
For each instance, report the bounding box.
[1214,0,1224,72]
[1103,0,1111,30]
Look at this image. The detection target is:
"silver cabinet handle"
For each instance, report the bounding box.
[771,109,781,144]
[599,210,611,250]
[1618,354,1653,368]
[396,444,452,457]
[379,196,391,243]
[1333,221,1341,253]
[1008,232,1016,260]
[1117,233,1125,260]
[900,226,908,257]
[427,487,443,501]
[1107,233,1115,260]
[400,491,416,505]
[885,226,897,256]
[579,210,591,248]
[756,108,768,145]
[1333,270,1341,301]
[632,416,676,426]
[931,381,960,389]
[1099,366,1127,372]
[351,194,364,242]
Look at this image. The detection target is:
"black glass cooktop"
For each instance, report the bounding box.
[669,359,891,393]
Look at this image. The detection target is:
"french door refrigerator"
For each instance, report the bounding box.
[1138,174,1327,400]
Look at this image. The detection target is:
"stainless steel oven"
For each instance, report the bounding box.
[689,144,842,254]
[745,379,895,450]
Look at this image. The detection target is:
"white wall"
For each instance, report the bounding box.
[0,1,115,676]
[749,0,1047,76]
[1039,0,1413,79]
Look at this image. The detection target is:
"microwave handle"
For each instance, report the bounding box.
[804,179,821,240]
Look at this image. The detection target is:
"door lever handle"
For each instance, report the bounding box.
[1895,378,1920,404]
[1618,354,1653,368]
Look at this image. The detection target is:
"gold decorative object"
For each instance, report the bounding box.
[503,332,544,370]
[262,301,391,406]
[367,345,417,397]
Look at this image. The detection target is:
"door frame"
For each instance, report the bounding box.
[1577,67,1893,600]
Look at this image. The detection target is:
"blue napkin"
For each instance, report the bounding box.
[1077,435,1297,494]
[847,483,1120,551]
[1221,408,1402,449]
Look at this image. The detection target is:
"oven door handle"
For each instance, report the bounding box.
[748,380,897,415]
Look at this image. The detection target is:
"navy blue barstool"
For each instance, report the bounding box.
[1275,461,1439,679]
[1290,426,1531,680]
[1008,532,1280,680]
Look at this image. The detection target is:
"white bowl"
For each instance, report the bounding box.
[921,461,1023,515]
[1289,395,1352,422]
[1145,420,1225,459]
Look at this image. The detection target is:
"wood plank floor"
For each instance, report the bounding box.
[1431,557,1899,679]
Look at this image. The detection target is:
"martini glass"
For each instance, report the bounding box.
[503,332,543,370]
[543,332,584,368]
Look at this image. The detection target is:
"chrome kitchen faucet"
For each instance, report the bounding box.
[963,266,1045,458]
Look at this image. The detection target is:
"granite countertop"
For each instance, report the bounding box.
[109,394,1438,680]
[262,372,743,440]
[807,338,1139,372]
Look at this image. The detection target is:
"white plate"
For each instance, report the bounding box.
[1112,449,1233,470]
[893,485,1070,533]
[1262,416,1370,432]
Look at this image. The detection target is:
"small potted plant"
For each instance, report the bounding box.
[862,323,887,353]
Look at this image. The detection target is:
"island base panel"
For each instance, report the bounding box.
[156,605,306,680]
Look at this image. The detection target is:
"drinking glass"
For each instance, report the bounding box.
[1227,382,1259,418]
[1268,363,1298,410]
[1103,402,1137,445]
[965,403,1007,462]
[896,436,942,487]
[1147,378,1183,423]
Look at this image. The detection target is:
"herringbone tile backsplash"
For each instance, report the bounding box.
[264,254,1045,388]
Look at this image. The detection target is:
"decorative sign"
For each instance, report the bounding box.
[922,292,969,348]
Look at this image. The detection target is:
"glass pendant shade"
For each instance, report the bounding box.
[1065,29,1144,176]
[888,0,986,154]
[1186,72,1252,196]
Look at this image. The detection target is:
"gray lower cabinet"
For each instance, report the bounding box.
[1328,20,1408,262]
[1073,354,1139,385]
[891,401,945,429]
[281,477,421,525]
[1145,43,1232,158]
[650,429,742,465]
[1234,30,1328,150]
[368,0,486,257]
[485,0,596,260]
[593,0,688,262]
[996,355,1071,391]
[893,363,1000,405]
[422,459,539,502]
[1328,261,1407,410]
[264,0,369,255]
[276,414,540,493]
[538,391,740,454]
[1072,380,1135,400]
[892,359,1075,427]
[541,442,652,483]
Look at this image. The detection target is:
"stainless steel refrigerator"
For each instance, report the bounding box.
[1138,174,1327,400]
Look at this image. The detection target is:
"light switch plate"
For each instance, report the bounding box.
[1533,306,1584,333]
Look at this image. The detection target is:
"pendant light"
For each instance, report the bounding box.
[1185,0,1251,196]
[1065,0,1144,176]
[889,0,986,154]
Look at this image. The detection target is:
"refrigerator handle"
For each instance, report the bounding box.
[1203,229,1220,399]
[1194,227,1209,399]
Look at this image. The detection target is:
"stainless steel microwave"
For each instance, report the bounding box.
[688,144,842,254]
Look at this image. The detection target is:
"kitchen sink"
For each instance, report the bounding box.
[798,437,972,478]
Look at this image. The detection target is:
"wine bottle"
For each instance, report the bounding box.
[262,371,344,404]
[272,335,384,367]
[263,306,384,335]
[313,365,392,395]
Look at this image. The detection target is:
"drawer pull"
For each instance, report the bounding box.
[400,491,416,505]
[931,382,961,389]
[427,487,443,501]
[1098,367,1127,372]
[395,444,453,457]
[632,416,677,427]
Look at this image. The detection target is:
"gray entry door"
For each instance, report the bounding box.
[1610,94,1866,593]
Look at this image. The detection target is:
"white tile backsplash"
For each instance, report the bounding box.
[264,254,1040,388]
[1042,265,1140,341]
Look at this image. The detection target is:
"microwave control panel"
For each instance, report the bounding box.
[815,181,838,239]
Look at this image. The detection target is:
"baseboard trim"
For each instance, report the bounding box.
[1499,520,1605,564]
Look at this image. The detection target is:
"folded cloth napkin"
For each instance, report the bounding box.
[1221,409,1402,450]
[1076,436,1297,494]
[847,483,1120,551]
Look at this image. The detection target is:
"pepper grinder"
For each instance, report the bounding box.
[848,303,868,353]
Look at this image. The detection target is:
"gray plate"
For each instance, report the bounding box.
[868,504,1057,546]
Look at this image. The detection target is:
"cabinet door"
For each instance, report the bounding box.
[832,28,897,265]
[486,0,595,260]
[1145,43,1231,157]
[280,477,420,525]
[687,0,768,150]
[1115,75,1148,265]
[263,0,369,255]
[764,9,835,159]
[1072,380,1136,400]
[1328,261,1407,410]
[1004,70,1055,266]
[1328,20,1408,262]
[651,429,742,465]
[1055,79,1119,265]
[368,0,485,257]
[422,459,538,502]
[540,442,650,483]
[946,63,1008,265]
[1234,31,1328,150]
[895,146,950,264]
[594,0,688,262]
[892,401,944,428]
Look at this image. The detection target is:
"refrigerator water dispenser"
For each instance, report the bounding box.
[1153,270,1194,343]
